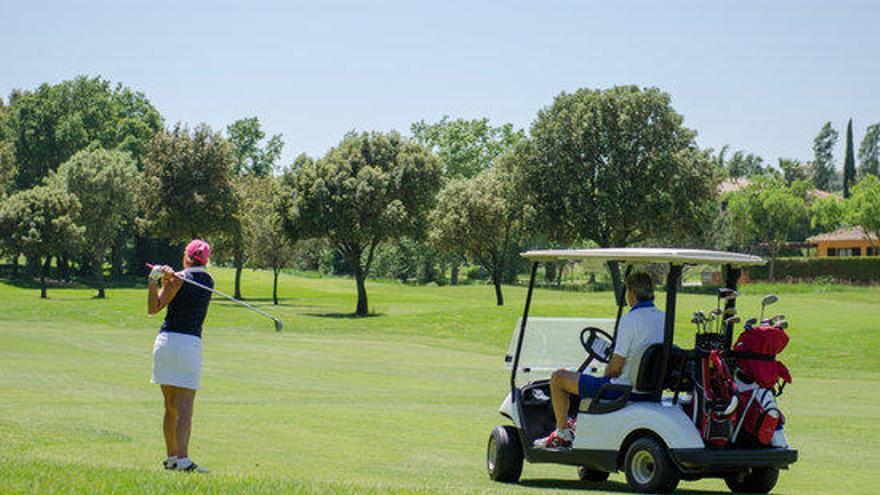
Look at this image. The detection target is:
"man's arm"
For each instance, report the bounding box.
[604,354,625,378]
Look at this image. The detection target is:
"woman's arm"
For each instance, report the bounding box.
[147,266,183,315]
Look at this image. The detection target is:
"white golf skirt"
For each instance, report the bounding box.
[151,331,202,390]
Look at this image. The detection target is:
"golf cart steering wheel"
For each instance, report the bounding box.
[580,327,614,364]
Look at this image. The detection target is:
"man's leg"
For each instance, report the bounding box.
[161,385,178,458]
[550,369,580,430]
[174,388,196,459]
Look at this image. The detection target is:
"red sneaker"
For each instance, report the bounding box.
[533,429,573,449]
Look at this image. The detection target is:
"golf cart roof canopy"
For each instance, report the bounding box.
[521,248,765,268]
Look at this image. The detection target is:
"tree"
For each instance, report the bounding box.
[810,195,846,234]
[227,117,284,177]
[726,150,766,178]
[140,124,237,241]
[843,119,856,198]
[0,185,84,298]
[811,122,839,191]
[726,180,808,282]
[858,123,880,179]
[515,86,719,291]
[430,164,524,306]
[410,116,524,179]
[243,176,296,305]
[278,131,442,315]
[3,76,161,190]
[47,149,139,298]
[778,158,808,185]
[847,175,880,243]
[224,117,284,298]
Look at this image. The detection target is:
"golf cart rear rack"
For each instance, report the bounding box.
[670,447,798,474]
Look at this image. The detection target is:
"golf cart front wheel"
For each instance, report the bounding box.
[577,466,610,482]
[487,425,523,483]
[725,467,779,493]
[623,437,680,494]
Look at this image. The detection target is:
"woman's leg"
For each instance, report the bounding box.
[174,388,197,459]
[161,385,179,457]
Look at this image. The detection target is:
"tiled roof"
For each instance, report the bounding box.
[807,226,878,242]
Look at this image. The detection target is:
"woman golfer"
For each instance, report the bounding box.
[147,239,213,473]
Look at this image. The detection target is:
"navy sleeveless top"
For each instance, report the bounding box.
[160,267,214,338]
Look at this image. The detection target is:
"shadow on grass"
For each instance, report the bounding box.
[518,478,738,494]
[303,312,384,319]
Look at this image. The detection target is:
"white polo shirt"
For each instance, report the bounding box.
[610,301,665,391]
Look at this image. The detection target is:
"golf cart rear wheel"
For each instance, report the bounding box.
[577,466,610,482]
[725,467,779,493]
[487,425,523,483]
[623,437,680,494]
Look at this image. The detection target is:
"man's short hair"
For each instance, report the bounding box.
[625,272,654,302]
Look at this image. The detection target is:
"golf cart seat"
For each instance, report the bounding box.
[636,343,692,395]
[582,344,691,414]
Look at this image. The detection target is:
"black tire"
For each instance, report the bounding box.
[487,425,523,482]
[725,467,779,493]
[623,437,680,494]
[577,466,610,482]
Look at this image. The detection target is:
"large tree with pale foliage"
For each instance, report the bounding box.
[278,131,442,315]
[516,86,719,290]
[48,149,139,298]
[430,162,524,306]
[847,175,880,243]
[0,185,84,298]
[139,124,237,242]
[726,179,808,282]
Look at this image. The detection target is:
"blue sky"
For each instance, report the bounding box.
[3,0,879,168]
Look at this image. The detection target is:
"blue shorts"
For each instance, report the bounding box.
[578,375,623,400]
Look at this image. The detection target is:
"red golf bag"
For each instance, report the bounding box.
[699,350,739,447]
[733,324,792,391]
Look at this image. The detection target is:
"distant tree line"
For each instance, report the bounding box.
[2,76,879,312]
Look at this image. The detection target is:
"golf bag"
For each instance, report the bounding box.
[698,350,739,447]
[732,324,792,392]
[732,387,784,446]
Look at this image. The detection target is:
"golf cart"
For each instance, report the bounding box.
[487,248,797,493]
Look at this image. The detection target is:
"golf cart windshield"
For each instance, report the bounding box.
[505,317,614,379]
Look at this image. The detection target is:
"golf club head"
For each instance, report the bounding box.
[761,294,779,307]
[723,307,737,317]
[724,316,741,326]
[717,288,739,301]
[709,308,722,318]
[771,314,785,323]
[273,318,284,332]
[776,320,789,329]
[745,317,757,328]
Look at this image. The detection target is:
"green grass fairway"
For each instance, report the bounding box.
[1,269,878,494]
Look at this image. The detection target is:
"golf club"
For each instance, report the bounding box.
[147,263,285,332]
[760,294,779,321]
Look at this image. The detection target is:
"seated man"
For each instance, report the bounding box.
[534,272,665,448]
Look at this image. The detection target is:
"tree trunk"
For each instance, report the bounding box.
[768,248,777,283]
[234,252,243,299]
[273,267,279,305]
[39,257,48,299]
[11,254,19,278]
[355,265,369,315]
[95,257,106,299]
[492,271,504,306]
[450,262,459,286]
[545,262,557,283]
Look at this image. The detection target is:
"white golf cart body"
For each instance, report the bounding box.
[488,248,798,492]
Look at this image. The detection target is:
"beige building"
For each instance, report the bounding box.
[807,227,879,257]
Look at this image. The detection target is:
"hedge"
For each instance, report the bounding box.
[749,257,880,282]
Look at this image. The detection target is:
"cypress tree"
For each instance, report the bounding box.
[844,118,856,198]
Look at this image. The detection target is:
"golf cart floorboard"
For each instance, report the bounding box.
[524,447,618,472]
[670,447,798,474]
